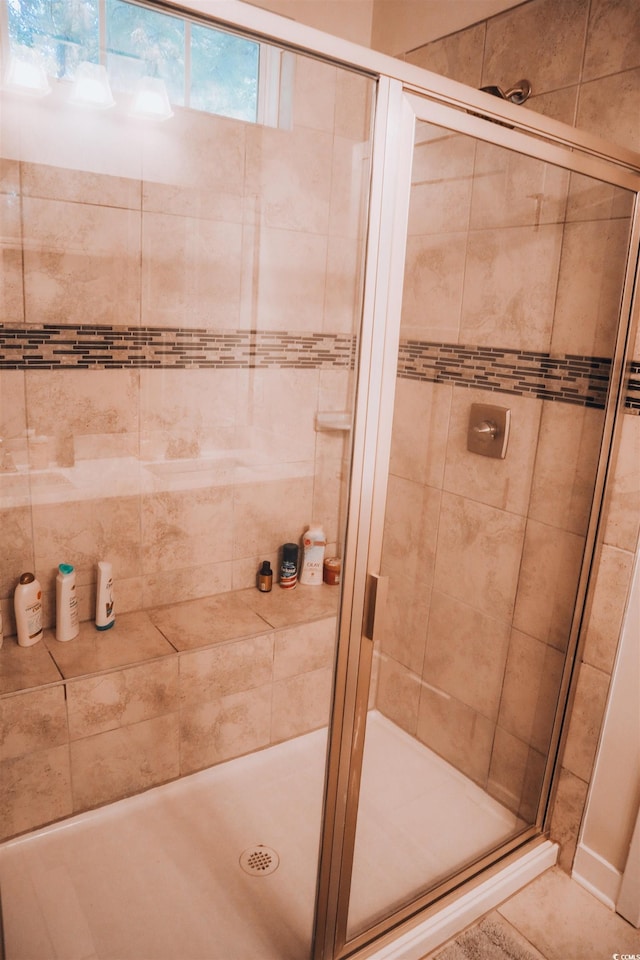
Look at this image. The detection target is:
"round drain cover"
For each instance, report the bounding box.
[239,845,280,876]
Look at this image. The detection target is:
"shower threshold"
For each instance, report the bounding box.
[0,713,555,960]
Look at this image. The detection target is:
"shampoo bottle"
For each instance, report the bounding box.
[56,563,79,642]
[299,524,326,586]
[14,572,43,647]
[96,561,115,631]
[257,560,273,592]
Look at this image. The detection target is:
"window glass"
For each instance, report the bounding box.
[7,0,99,79]
[106,0,185,104]
[190,23,259,122]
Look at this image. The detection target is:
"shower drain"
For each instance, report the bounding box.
[239,845,280,876]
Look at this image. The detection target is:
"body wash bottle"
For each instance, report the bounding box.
[299,524,326,586]
[95,561,115,631]
[56,563,79,642]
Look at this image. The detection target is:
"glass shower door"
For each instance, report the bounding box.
[333,96,636,949]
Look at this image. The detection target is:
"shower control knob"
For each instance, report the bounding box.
[472,419,498,441]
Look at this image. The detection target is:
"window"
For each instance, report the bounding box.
[3,0,268,124]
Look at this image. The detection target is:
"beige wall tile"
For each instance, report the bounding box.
[142,110,245,222]
[566,171,634,223]
[253,227,327,332]
[460,223,563,352]
[424,591,511,722]
[382,476,440,589]
[583,0,640,82]
[141,212,242,329]
[328,134,372,241]
[0,506,34,599]
[443,388,542,515]
[407,129,475,237]
[71,713,179,810]
[562,662,611,782]
[378,575,429,676]
[405,23,486,87]
[21,162,141,209]
[334,69,373,142]
[498,629,564,754]
[0,744,72,841]
[232,475,314,560]
[576,68,640,153]
[143,561,233,609]
[292,55,337,133]
[273,618,336,680]
[245,124,333,235]
[549,769,589,872]
[375,656,421,736]
[551,218,631,357]
[180,684,271,774]
[528,403,604,536]
[513,520,585,650]
[22,197,141,326]
[518,746,547,823]
[582,544,634,673]
[389,380,452,489]
[32,495,141,590]
[483,0,589,94]
[416,685,495,787]
[525,87,578,126]
[324,236,365,334]
[487,726,529,813]
[66,659,179,740]
[241,368,319,464]
[179,634,273,703]
[25,369,139,468]
[401,232,466,341]
[0,685,67,760]
[434,493,526,623]
[141,486,234,575]
[470,143,570,230]
[604,414,640,552]
[139,368,241,464]
[0,169,24,323]
[271,667,333,742]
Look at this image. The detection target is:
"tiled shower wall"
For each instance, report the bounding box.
[0,55,373,632]
[386,0,640,868]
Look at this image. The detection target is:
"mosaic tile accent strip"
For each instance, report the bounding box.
[627,361,640,414]
[0,324,636,413]
[0,325,356,371]
[398,339,615,410]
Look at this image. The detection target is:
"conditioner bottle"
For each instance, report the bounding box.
[56,563,79,642]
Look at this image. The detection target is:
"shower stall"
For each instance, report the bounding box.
[0,1,638,959]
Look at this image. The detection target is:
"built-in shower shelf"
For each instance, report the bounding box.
[314,411,352,432]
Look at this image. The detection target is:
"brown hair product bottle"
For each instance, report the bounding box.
[257,561,273,592]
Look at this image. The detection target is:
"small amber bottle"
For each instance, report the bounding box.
[257,560,273,592]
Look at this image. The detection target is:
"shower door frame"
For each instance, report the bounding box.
[312,78,640,960]
[167,3,639,957]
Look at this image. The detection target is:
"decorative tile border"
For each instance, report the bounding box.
[398,339,615,410]
[0,325,356,371]
[0,324,637,413]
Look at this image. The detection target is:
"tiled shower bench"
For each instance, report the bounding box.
[0,584,339,843]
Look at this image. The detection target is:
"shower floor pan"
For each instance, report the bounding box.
[0,712,522,960]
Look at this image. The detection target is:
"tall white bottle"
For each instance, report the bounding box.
[56,563,79,642]
[95,561,115,631]
[299,524,326,586]
[14,572,43,647]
